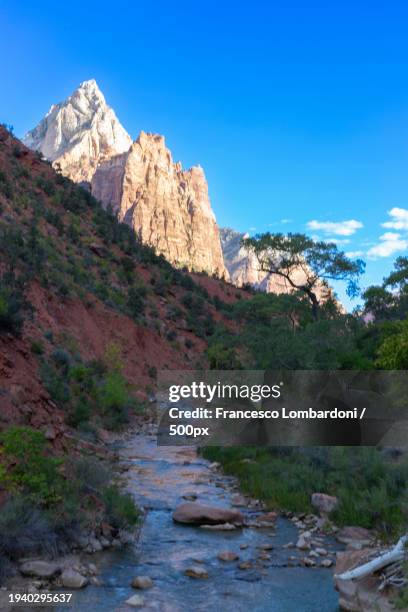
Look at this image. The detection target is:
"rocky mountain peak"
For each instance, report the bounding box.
[23,80,132,183]
[23,82,227,278]
[92,130,227,278]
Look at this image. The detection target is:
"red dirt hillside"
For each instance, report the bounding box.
[0,125,249,444]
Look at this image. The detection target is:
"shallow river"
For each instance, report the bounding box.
[69,433,341,611]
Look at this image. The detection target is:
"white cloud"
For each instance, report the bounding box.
[311,235,350,245]
[306,219,363,236]
[346,250,364,258]
[324,237,350,245]
[367,232,408,258]
[280,218,292,224]
[382,207,408,230]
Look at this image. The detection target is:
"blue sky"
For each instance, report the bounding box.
[1,0,408,308]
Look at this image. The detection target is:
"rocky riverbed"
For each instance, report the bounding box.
[47,432,345,611]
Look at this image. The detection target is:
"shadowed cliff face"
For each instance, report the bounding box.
[23,81,228,278]
[92,132,228,278]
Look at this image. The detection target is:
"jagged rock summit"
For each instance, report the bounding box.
[23,80,227,278]
[23,79,132,183]
[92,131,227,278]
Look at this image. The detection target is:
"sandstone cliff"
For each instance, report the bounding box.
[92,132,228,278]
[23,81,227,278]
[220,227,331,299]
[23,79,132,183]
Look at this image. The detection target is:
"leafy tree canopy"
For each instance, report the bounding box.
[243,233,365,319]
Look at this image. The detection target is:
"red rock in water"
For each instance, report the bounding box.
[172,502,244,526]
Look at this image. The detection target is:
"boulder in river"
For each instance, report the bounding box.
[200,522,237,531]
[296,534,311,551]
[218,551,239,562]
[182,493,198,501]
[258,543,274,551]
[172,502,244,526]
[238,561,252,570]
[19,561,61,579]
[125,594,145,607]
[303,557,316,567]
[257,511,278,523]
[184,566,209,579]
[60,569,89,589]
[131,576,153,589]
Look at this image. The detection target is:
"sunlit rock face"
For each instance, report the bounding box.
[23,79,132,183]
[92,132,228,278]
[23,81,227,277]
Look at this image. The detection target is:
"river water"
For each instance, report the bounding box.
[68,433,341,611]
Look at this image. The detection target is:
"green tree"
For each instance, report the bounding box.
[362,286,395,321]
[376,320,408,369]
[383,256,408,291]
[244,233,365,320]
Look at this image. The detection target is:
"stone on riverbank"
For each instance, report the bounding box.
[172,502,244,526]
[334,549,393,611]
[335,526,373,549]
[311,493,338,516]
[60,569,89,589]
[19,561,61,579]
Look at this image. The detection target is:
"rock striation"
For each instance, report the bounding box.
[23,79,132,183]
[92,131,228,277]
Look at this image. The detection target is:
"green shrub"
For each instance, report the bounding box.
[206,343,241,369]
[202,446,408,537]
[0,495,57,563]
[40,360,70,404]
[30,339,44,355]
[166,329,177,342]
[127,284,146,318]
[35,175,55,196]
[0,427,64,505]
[99,372,132,429]
[69,455,113,495]
[102,485,139,529]
[0,278,29,336]
[66,398,91,428]
[148,366,157,379]
[0,169,13,198]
